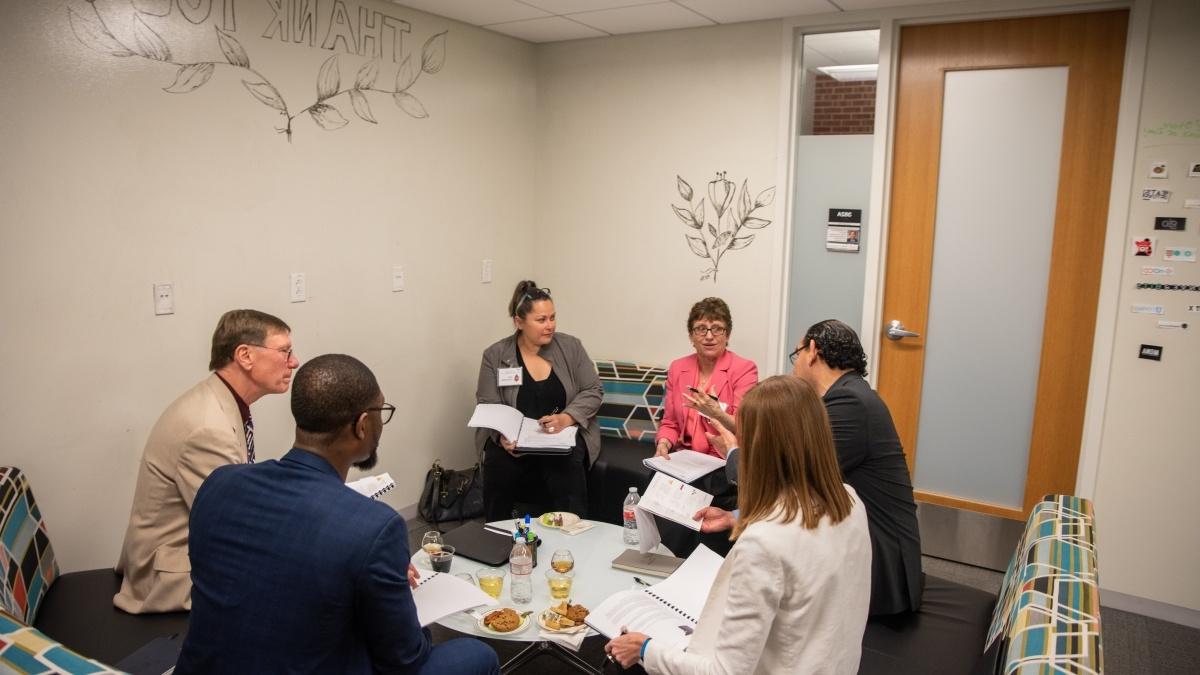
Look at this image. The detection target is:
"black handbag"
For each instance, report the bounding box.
[418,460,484,529]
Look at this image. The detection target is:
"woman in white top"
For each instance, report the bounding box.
[605,375,872,675]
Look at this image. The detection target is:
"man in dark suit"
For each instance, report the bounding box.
[175,354,499,674]
[701,320,923,616]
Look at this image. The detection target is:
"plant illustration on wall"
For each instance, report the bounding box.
[67,1,446,142]
[672,172,775,281]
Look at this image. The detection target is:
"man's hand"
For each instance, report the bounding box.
[407,563,420,590]
[654,438,672,459]
[693,506,736,533]
[705,419,738,459]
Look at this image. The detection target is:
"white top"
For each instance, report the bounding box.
[644,485,872,675]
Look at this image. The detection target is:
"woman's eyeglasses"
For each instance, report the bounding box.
[690,325,728,337]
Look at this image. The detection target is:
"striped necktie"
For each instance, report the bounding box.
[245,416,256,464]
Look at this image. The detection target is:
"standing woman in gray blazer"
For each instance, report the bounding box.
[475,281,604,520]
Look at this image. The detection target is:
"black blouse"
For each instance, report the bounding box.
[514,345,567,420]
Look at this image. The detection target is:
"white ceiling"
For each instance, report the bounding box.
[391,0,967,44]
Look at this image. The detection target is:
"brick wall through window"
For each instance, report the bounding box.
[812,74,876,135]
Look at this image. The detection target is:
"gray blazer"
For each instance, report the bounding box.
[474,331,604,466]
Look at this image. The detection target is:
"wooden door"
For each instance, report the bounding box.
[878,11,1127,518]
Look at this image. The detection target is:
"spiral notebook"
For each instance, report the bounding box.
[411,571,498,627]
[346,472,395,499]
[586,544,724,649]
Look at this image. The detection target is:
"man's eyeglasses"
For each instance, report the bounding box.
[788,342,808,364]
[690,325,728,337]
[249,344,294,359]
[365,404,396,425]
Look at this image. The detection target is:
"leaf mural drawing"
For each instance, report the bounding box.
[677,176,693,202]
[356,60,379,89]
[243,80,286,111]
[309,103,348,130]
[68,8,135,56]
[132,14,171,61]
[393,91,428,119]
[317,55,340,100]
[349,89,377,123]
[215,28,249,68]
[66,2,449,141]
[421,31,448,74]
[755,187,776,208]
[395,55,418,92]
[163,63,214,93]
[671,171,776,281]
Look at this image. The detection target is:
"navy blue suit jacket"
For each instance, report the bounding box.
[175,448,431,674]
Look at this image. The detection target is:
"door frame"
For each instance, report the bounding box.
[770,0,1151,503]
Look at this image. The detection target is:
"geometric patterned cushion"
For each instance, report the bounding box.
[986,494,1102,675]
[0,609,125,674]
[0,468,60,624]
[1002,577,1102,674]
[594,360,667,443]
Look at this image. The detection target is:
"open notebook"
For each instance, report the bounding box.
[586,545,724,649]
[467,403,578,453]
[411,572,498,626]
[345,472,395,499]
[643,450,726,483]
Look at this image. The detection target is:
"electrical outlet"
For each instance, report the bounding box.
[153,283,174,316]
[392,266,405,292]
[290,272,307,303]
[481,259,493,284]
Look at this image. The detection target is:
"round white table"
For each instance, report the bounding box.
[421,520,670,674]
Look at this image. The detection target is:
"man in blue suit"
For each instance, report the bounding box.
[175,354,499,674]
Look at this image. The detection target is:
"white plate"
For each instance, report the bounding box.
[538,512,580,529]
[537,609,588,633]
[478,608,532,635]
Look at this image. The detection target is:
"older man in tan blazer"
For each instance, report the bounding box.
[114,309,298,614]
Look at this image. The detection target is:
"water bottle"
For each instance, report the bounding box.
[623,487,640,545]
[509,535,533,604]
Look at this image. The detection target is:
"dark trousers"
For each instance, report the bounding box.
[482,438,589,521]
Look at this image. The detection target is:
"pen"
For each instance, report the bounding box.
[633,577,650,587]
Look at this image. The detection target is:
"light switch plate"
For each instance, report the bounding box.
[392,266,405,292]
[290,272,307,302]
[481,259,493,284]
[153,283,174,316]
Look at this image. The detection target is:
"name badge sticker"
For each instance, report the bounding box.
[498,367,523,387]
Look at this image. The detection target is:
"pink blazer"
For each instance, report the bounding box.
[656,349,759,458]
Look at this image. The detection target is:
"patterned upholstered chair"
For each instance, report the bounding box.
[587,360,666,524]
[859,494,1103,675]
[985,495,1102,674]
[0,466,188,669]
[0,609,123,674]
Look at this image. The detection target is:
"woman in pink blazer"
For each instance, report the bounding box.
[655,298,759,460]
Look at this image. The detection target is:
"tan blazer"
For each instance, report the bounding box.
[114,373,247,614]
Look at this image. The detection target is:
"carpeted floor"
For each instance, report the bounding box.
[413,517,1199,674]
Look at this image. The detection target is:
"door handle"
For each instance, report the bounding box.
[886,320,921,341]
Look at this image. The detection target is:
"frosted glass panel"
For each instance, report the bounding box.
[912,67,1068,509]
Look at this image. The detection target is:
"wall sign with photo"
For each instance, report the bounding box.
[826,208,862,252]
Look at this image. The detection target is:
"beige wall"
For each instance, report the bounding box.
[0,0,537,571]
[1092,0,1200,613]
[3,0,1197,620]
[533,20,784,370]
